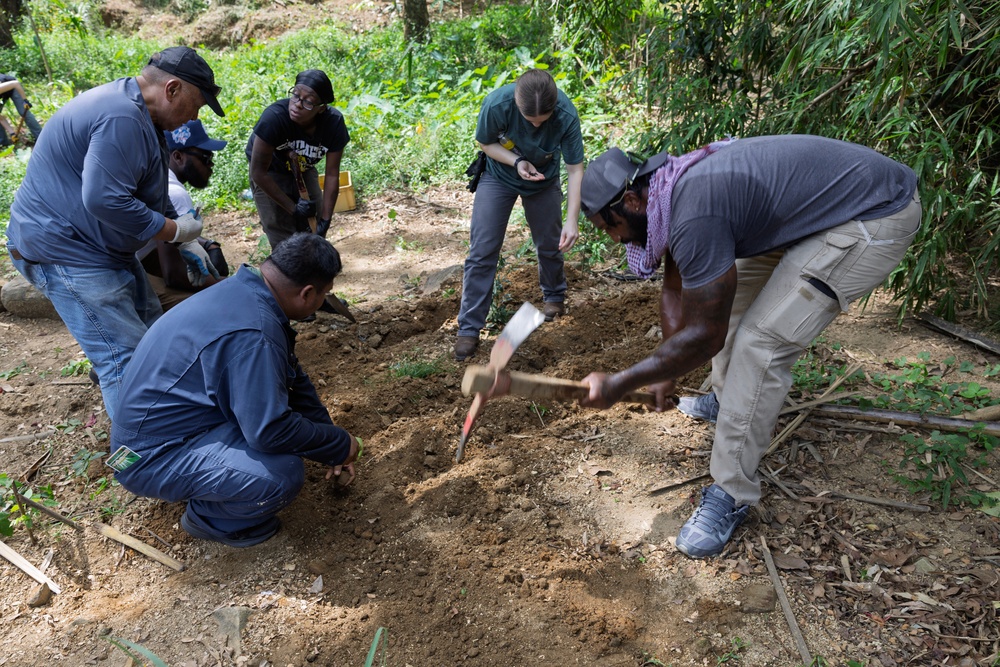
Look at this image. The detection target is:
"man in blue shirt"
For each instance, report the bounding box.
[6,46,224,422]
[111,233,360,547]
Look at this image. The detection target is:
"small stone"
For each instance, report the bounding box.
[740,583,778,613]
[307,559,328,575]
[913,557,936,574]
[27,583,52,607]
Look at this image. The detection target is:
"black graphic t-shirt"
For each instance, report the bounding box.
[245,99,350,179]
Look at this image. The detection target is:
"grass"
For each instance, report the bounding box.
[390,355,446,379]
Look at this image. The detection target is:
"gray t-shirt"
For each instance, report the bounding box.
[668,135,917,288]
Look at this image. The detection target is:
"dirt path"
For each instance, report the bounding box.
[1,186,998,666]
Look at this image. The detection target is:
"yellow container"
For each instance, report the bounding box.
[318,171,356,212]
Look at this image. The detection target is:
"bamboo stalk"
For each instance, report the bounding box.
[93,523,185,572]
[0,540,61,594]
[810,405,1000,437]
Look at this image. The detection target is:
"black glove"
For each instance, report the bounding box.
[295,198,316,218]
[315,217,331,238]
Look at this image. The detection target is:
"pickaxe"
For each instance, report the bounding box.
[461,366,661,408]
[456,302,545,462]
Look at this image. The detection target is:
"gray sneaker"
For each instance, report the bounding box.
[675,484,749,558]
[677,392,719,423]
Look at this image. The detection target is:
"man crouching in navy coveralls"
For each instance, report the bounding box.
[110,233,360,547]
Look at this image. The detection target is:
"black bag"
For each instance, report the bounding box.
[465,150,487,193]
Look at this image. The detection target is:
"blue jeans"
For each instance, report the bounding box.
[457,172,566,337]
[1,88,43,141]
[12,257,162,421]
[116,421,305,539]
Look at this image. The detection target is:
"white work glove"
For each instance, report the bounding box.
[170,212,203,243]
[178,240,220,287]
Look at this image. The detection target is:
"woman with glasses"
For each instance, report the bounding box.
[246,69,349,249]
[454,68,585,362]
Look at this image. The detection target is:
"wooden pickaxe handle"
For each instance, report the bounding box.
[461,365,662,408]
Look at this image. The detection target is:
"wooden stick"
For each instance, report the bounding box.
[960,404,1000,422]
[0,430,55,444]
[760,537,812,664]
[778,392,860,415]
[917,312,1000,355]
[20,447,52,482]
[10,482,37,546]
[462,365,662,408]
[824,490,931,512]
[93,523,185,572]
[765,363,863,457]
[15,495,83,531]
[809,404,1000,437]
[761,468,799,500]
[647,472,710,495]
[0,539,61,594]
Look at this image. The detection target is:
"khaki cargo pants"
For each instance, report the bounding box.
[709,194,921,505]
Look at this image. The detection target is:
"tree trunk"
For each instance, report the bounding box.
[403,0,429,43]
[0,0,24,50]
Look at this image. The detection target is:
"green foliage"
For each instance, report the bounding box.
[390,354,445,379]
[897,428,998,508]
[0,474,56,536]
[486,256,516,332]
[562,0,1000,317]
[0,361,29,380]
[364,626,388,667]
[861,354,1000,416]
[103,636,170,667]
[717,636,748,664]
[60,358,91,377]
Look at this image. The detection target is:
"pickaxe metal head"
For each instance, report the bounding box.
[456,302,545,462]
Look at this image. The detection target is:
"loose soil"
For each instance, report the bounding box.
[1,184,999,667]
[2,2,999,664]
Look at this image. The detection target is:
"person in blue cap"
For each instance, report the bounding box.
[6,45,224,422]
[138,119,231,309]
[246,69,350,249]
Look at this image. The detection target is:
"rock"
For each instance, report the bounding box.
[420,265,462,295]
[307,559,328,575]
[913,557,936,574]
[1,275,60,320]
[27,583,52,607]
[212,606,252,654]
[740,582,778,612]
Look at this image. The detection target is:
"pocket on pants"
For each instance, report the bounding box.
[756,279,841,349]
[801,232,858,285]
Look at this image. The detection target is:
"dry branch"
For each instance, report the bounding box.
[647,472,710,495]
[93,523,185,572]
[760,537,811,664]
[917,312,1000,355]
[0,540,62,594]
[809,405,1000,437]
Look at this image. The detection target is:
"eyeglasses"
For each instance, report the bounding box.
[288,87,322,111]
[607,163,642,210]
[182,149,213,166]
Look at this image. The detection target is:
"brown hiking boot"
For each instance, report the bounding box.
[542,302,565,321]
[454,335,479,361]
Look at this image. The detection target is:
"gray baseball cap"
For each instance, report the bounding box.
[580,148,670,217]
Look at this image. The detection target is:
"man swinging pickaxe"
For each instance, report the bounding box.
[456,303,676,461]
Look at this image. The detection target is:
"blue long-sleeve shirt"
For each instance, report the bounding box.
[8,78,170,268]
[111,265,351,466]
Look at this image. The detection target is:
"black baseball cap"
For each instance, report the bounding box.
[580,148,671,217]
[148,46,224,117]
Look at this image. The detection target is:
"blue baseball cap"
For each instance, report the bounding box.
[164,120,228,152]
